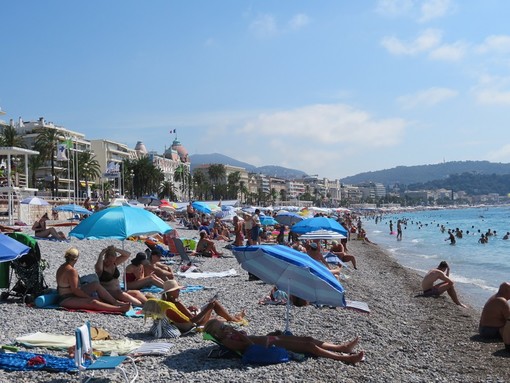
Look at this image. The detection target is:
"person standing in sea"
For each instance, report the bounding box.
[396,220,403,241]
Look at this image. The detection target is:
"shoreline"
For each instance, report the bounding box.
[0,226,509,381]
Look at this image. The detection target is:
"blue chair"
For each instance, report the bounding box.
[75,321,138,383]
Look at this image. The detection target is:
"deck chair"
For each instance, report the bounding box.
[171,238,203,266]
[75,321,138,383]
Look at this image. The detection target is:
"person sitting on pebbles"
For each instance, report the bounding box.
[204,318,364,364]
[194,230,223,257]
[479,282,510,347]
[143,248,175,281]
[32,212,66,240]
[125,252,165,290]
[159,279,246,330]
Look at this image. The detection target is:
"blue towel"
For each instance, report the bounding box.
[0,351,82,372]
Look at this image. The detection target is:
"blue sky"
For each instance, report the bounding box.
[2,0,510,179]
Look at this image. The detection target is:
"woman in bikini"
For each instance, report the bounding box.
[204,318,364,364]
[32,213,66,240]
[125,252,165,290]
[95,245,147,306]
[56,247,130,313]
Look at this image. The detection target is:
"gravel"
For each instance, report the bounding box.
[0,224,509,383]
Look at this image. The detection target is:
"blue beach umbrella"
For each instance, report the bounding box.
[192,201,212,214]
[274,212,303,226]
[69,205,173,240]
[233,244,345,331]
[259,215,278,226]
[291,217,348,236]
[0,233,31,262]
[54,204,91,215]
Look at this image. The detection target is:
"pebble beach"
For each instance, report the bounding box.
[0,223,509,383]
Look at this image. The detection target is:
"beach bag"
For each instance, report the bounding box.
[242,344,289,365]
[149,317,181,339]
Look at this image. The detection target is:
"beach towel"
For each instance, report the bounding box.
[0,351,79,372]
[130,342,174,356]
[344,300,370,314]
[177,267,238,279]
[16,332,144,355]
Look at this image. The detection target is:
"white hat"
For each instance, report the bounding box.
[162,279,184,294]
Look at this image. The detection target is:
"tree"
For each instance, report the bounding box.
[28,155,44,189]
[159,180,177,201]
[129,157,164,197]
[208,164,226,199]
[77,151,101,197]
[1,124,25,147]
[279,188,287,202]
[227,171,241,199]
[174,164,191,201]
[239,180,248,203]
[192,169,208,200]
[35,128,61,197]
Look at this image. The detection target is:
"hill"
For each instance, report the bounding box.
[189,153,307,179]
[340,161,510,186]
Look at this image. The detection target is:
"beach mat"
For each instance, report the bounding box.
[177,267,238,279]
[0,351,79,372]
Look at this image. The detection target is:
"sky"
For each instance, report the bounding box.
[2,0,510,179]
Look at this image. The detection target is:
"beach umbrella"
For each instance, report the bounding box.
[20,196,49,206]
[192,201,212,214]
[233,244,345,331]
[291,217,348,236]
[275,212,304,226]
[54,204,91,215]
[0,233,31,262]
[299,229,346,240]
[69,205,173,240]
[260,215,278,226]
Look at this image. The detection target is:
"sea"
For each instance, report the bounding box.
[361,206,510,310]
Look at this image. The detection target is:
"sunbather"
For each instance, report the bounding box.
[329,240,358,269]
[143,249,174,280]
[204,318,364,364]
[95,245,148,306]
[32,212,66,240]
[56,247,130,313]
[195,230,223,257]
[160,279,245,327]
[125,252,165,290]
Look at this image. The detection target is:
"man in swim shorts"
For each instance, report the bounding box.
[479,282,510,349]
[421,261,466,307]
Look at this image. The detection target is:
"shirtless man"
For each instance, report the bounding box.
[479,282,510,348]
[329,240,357,269]
[421,261,466,307]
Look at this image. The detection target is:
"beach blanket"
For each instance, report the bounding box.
[0,351,79,372]
[16,332,144,355]
[177,267,238,279]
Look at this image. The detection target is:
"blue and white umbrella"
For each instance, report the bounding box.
[299,229,346,240]
[233,244,345,330]
[21,196,49,206]
[291,217,348,236]
[275,212,303,226]
[192,201,212,214]
[0,233,31,263]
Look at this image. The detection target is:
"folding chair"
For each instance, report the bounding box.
[171,238,203,266]
[75,321,138,383]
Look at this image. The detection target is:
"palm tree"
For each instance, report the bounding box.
[78,151,101,197]
[192,169,208,200]
[239,180,248,203]
[28,155,44,189]
[130,157,164,197]
[208,164,226,199]
[35,128,60,197]
[174,164,191,201]
[159,180,177,201]
[279,188,287,202]
[227,171,241,199]
[1,124,25,147]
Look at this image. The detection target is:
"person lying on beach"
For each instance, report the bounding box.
[306,242,342,277]
[32,212,66,240]
[125,252,165,290]
[143,249,174,281]
[56,247,130,313]
[159,280,246,330]
[479,282,510,347]
[204,318,364,364]
[421,261,466,307]
[95,245,147,306]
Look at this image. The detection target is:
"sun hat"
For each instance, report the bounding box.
[131,252,147,265]
[162,279,184,294]
[331,240,338,246]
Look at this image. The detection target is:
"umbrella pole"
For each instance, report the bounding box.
[285,279,291,334]
[122,240,127,292]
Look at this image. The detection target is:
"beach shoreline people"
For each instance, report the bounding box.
[479,282,510,348]
[32,212,66,240]
[421,261,466,307]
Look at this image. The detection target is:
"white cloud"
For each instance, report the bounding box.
[418,0,454,23]
[288,14,310,30]
[249,14,278,38]
[472,75,510,106]
[487,144,510,162]
[239,104,406,147]
[397,87,458,109]
[475,35,510,54]
[375,0,414,17]
[429,41,467,61]
[381,29,442,55]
